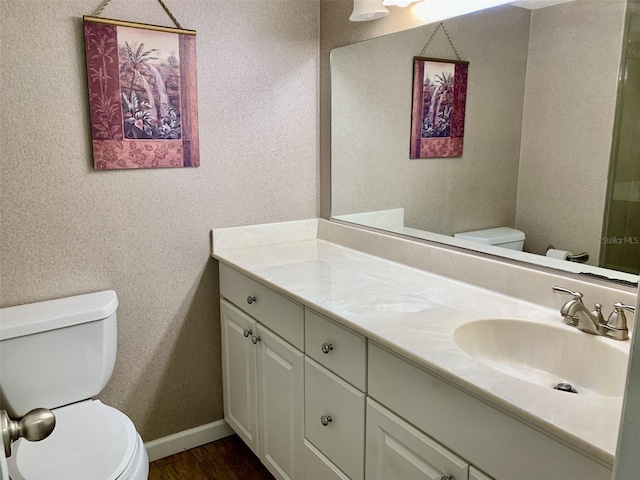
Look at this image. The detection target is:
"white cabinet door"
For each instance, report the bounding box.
[304,439,350,480]
[469,466,494,480]
[257,324,305,480]
[221,300,259,454]
[366,398,469,480]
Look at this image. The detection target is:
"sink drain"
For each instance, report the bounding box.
[553,383,578,394]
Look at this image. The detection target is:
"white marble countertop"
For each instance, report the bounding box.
[212,225,629,467]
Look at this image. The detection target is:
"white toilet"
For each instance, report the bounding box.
[0,291,149,480]
[454,226,525,251]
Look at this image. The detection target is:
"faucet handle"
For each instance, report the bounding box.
[552,286,583,300]
[592,303,605,325]
[600,303,635,340]
[553,286,584,326]
[607,303,636,330]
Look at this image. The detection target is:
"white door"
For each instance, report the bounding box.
[221,300,259,454]
[366,398,469,480]
[613,289,640,479]
[257,324,305,480]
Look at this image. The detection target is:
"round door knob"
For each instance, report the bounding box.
[247,296,257,305]
[252,335,261,344]
[243,329,252,338]
[320,415,333,426]
[321,343,334,354]
[1,408,56,457]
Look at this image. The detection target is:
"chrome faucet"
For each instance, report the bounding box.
[553,286,635,340]
[553,286,603,334]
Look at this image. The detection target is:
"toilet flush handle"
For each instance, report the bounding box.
[1,408,56,457]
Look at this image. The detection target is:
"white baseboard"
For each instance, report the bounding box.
[144,419,235,462]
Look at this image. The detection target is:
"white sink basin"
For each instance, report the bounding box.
[453,319,628,397]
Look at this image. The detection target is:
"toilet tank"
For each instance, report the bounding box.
[0,291,118,417]
[454,227,525,251]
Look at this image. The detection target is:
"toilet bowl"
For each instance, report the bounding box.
[0,291,149,480]
[6,401,148,480]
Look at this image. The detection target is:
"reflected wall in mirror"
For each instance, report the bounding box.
[330,0,639,284]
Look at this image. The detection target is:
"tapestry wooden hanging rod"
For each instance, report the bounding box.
[83,15,196,36]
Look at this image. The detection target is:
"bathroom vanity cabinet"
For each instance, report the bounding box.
[220,265,305,480]
[218,262,612,480]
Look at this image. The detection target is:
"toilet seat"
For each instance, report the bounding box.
[8,400,140,480]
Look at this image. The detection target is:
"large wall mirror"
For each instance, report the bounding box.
[330,0,639,285]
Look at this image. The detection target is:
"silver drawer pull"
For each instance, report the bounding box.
[321,343,334,354]
[247,296,257,305]
[320,415,333,426]
[251,335,261,344]
[243,329,252,338]
[440,476,456,480]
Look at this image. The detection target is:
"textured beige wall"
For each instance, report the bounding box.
[515,0,626,262]
[319,0,426,218]
[0,0,318,441]
[330,6,530,235]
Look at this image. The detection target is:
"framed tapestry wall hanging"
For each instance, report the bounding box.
[83,16,199,169]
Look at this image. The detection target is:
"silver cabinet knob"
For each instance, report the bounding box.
[321,343,334,354]
[320,415,333,426]
[251,335,261,344]
[243,329,252,338]
[247,296,257,305]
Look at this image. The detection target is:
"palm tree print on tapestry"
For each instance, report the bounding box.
[85,21,122,142]
[421,63,455,139]
[84,17,199,169]
[118,26,181,141]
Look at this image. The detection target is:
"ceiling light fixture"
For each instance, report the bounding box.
[382,0,421,7]
[350,0,390,21]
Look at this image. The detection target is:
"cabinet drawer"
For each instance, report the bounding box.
[304,439,350,480]
[305,309,367,391]
[305,357,365,480]
[220,263,303,349]
[366,398,469,480]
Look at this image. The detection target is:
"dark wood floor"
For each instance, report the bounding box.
[149,435,275,480]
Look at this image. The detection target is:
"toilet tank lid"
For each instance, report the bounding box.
[0,291,118,341]
[454,227,525,245]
